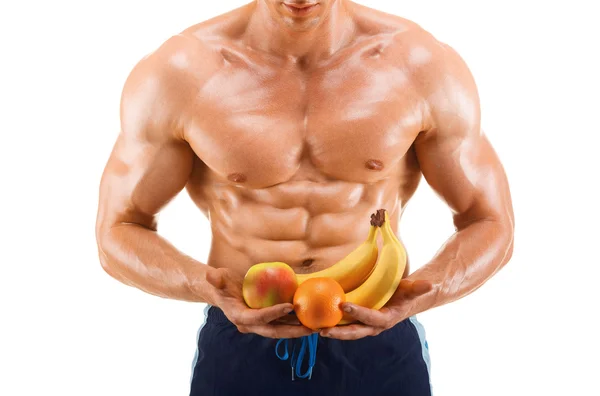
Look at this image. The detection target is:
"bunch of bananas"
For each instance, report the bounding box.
[297,208,407,324]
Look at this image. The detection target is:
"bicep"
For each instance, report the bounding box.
[415,126,512,229]
[97,129,194,233]
[414,45,513,229]
[96,50,195,235]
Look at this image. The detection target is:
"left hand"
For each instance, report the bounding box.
[320,279,434,340]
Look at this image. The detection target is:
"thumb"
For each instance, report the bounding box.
[206,268,226,290]
[398,279,433,298]
[412,280,433,295]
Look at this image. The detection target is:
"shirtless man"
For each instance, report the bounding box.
[95,1,514,394]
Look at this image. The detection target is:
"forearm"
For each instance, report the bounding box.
[97,223,214,303]
[409,219,514,313]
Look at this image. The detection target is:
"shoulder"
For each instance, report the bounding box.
[387,25,480,130]
[353,5,480,126]
[121,33,218,104]
[373,12,471,79]
[354,11,482,133]
[119,6,250,140]
[121,5,250,115]
[119,29,227,139]
[352,4,475,87]
[119,35,207,139]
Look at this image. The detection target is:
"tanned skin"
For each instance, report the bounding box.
[96,0,514,340]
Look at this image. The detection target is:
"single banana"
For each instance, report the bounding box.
[296,220,380,293]
[339,209,407,324]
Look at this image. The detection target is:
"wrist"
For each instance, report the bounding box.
[189,265,219,305]
[409,286,439,316]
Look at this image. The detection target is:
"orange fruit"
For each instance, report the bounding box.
[293,277,346,330]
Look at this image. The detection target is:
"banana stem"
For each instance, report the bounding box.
[370,209,386,227]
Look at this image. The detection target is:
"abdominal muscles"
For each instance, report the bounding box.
[189,171,409,277]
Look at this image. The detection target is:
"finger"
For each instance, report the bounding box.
[320,324,378,340]
[340,303,391,327]
[237,303,294,326]
[250,324,314,339]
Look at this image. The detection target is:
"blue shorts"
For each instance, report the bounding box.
[190,305,432,396]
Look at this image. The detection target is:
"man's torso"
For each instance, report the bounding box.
[153,2,443,276]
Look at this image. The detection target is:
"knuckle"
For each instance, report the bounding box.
[237,325,249,334]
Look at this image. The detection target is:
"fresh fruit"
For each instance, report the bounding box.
[293,277,346,330]
[339,209,406,324]
[296,221,380,293]
[242,262,298,309]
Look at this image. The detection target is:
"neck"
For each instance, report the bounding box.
[245,0,354,63]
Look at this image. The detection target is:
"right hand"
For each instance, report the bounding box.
[205,267,313,339]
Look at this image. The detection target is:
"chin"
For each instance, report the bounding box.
[272,1,329,31]
[281,15,322,31]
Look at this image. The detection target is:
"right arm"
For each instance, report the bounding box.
[95,36,211,303]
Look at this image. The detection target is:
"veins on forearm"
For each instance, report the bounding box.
[413,219,513,309]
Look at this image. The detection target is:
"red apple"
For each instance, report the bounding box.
[242,262,298,309]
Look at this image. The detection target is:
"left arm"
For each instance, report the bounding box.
[322,43,514,339]
[407,43,515,311]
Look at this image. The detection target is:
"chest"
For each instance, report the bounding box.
[186,53,424,188]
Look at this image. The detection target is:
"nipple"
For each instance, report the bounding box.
[365,159,384,171]
[227,173,247,183]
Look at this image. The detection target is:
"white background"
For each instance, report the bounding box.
[1,0,599,395]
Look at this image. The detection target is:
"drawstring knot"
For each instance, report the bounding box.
[275,333,319,380]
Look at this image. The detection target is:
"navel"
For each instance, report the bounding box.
[365,159,384,171]
[301,258,314,267]
[227,172,247,183]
